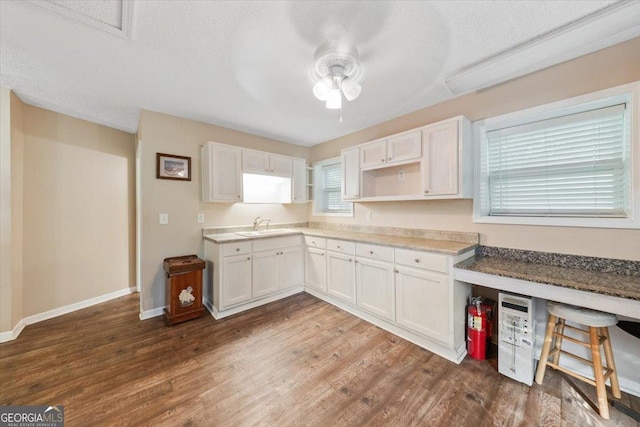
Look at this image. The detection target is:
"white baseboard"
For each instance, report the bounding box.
[0,319,25,343]
[139,306,164,320]
[0,287,133,343]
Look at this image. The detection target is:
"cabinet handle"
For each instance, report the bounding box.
[348,258,353,262]
[354,260,358,263]
[320,253,325,256]
[369,251,374,255]
[414,258,420,263]
[247,257,251,261]
[381,159,385,163]
[394,269,399,273]
[388,157,392,161]
[270,169,274,173]
[424,190,429,194]
[236,248,240,252]
[237,195,241,198]
[337,245,341,249]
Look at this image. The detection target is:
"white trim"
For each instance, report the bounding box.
[25,0,134,39]
[453,268,640,320]
[139,306,164,321]
[0,287,133,342]
[444,1,640,95]
[0,319,25,343]
[135,139,142,293]
[205,287,304,320]
[473,81,640,229]
[312,157,354,218]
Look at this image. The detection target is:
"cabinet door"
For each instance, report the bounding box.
[356,258,395,320]
[252,250,279,298]
[279,246,304,289]
[327,251,356,303]
[305,247,327,293]
[395,266,449,343]
[221,254,252,308]
[243,150,270,174]
[210,144,243,201]
[422,121,458,196]
[341,147,360,200]
[292,159,307,204]
[270,155,293,176]
[387,131,421,164]
[360,140,387,168]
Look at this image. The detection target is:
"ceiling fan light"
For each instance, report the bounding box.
[326,88,342,109]
[312,76,333,101]
[341,77,362,101]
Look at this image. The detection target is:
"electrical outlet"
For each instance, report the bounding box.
[197,213,205,223]
[366,211,372,222]
[159,213,169,225]
[399,170,405,180]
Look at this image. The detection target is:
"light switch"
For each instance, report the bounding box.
[197,213,205,223]
[159,213,169,225]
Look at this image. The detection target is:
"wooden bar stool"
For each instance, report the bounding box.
[534,302,621,419]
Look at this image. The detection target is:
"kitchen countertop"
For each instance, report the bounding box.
[203,227,478,256]
[455,255,640,301]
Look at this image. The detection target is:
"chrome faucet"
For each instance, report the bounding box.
[253,216,271,231]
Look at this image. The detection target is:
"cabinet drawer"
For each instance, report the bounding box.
[252,235,301,252]
[394,249,448,273]
[356,243,393,263]
[326,239,355,255]
[222,241,252,256]
[305,236,326,249]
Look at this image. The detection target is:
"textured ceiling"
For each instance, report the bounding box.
[1,1,638,146]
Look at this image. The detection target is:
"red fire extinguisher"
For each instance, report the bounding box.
[468,297,488,360]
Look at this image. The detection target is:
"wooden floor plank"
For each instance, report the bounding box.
[1,292,638,426]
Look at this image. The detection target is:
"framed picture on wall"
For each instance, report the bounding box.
[156,153,191,181]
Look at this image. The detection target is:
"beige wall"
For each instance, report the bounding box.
[138,110,310,312]
[310,37,640,261]
[21,105,135,316]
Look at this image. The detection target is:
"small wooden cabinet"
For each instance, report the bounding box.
[163,255,205,325]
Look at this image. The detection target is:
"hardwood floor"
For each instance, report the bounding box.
[1,292,638,426]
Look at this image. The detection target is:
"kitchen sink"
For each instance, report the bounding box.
[235,229,298,237]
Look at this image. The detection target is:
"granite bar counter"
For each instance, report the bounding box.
[454,246,640,318]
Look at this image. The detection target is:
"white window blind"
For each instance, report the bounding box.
[486,104,629,217]
[322,162,351,213]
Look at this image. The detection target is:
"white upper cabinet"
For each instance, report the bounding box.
[422,120,459,196]
[291,159,307,204]
[360,131,421,169]
[202,142,243,202]
[341,115,472,202]
[242,150,292,176]
[341,147,360,200]
[360,140,387,168]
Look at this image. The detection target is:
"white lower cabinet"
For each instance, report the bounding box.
[327,251,356,303]
[279,246,304,290]
[221,253,253,308]
[355,257,395,321]
[305,247,326,293]
[205,236,304,318]
[252,250,279,298]
[395,265,449,343]
[304,238,473,364]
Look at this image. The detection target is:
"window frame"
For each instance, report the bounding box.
[473,82,639,229]
[312,157,354,217]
